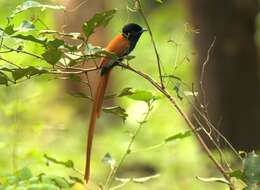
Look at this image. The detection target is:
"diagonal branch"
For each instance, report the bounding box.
[117,62,235,190]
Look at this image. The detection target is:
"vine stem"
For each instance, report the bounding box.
[135,0,164,89]
[117,63,235,190]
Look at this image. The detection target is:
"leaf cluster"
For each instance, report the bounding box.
[0,1,118,85]
[0,166,83,190]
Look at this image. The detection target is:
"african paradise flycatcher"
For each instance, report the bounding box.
[85,23,146,182]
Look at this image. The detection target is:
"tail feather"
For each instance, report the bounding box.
[84,73,110,182]
[96,74,110,118]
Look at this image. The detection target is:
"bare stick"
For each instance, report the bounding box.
[192,114,231,171]
[105,101,154,190]
[200,37,216,117]
[3,45,43,60]
[135,0,164,89]
[186,91,242,161]
[51,66,99,73]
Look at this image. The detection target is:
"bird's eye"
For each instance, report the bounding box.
[126,32,133,38]
[124,31,137,39]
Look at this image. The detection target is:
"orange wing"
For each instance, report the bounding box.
[85,34,129,182]
[103,34,130,63]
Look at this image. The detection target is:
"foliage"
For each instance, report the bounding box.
[9,0,65,19]
[82,9,117,38]
[0,164,83,190]
[228,152,260,190]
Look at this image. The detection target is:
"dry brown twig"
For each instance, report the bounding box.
[199,36,216,118]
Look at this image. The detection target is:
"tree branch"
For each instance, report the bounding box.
[117,62,235,189]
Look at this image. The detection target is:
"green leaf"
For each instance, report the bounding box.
[242,151,260,186]
[50,176,69,188]
[15,167,32,181]
[42,48,62,65]
[68,176,84,185]
[41,39,65,65]
[9,0,65,19]
[82,9,117,38]
[44,154,74,169]
[4,25,17,35]
[173,82,183,100]
[128,90,154,102]
[47,39,64,48]
[124,55,136,60]
[11,66,47,81]
[102,153,116,167]
[229,169,243,179]
[13,34,47,45]
[242,185,257,190]
[63,44,78,52]
[164,130,192,143]
[69,92,93,101]
[119,88,160,102]
[12,68,29,80]
[102,106,128,122]
[196,176,230,185]
[18,20,36,31]
[0,72,9,85]
[2,175,19,185]
[118,87,134,97]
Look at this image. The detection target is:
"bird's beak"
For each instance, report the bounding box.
[141,28,148,33]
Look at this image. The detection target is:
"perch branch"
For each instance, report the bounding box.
[117,63,235,189]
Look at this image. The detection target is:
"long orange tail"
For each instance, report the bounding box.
[84,72,110,182]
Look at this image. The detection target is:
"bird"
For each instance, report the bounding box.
[85,23,147,182]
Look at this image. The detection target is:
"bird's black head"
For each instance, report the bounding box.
[122,23,146,41]
[122,23,146,54]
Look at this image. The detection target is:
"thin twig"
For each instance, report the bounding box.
[3,45,43,60]
[200,37,216,118]
[192,114,231,171]
[135,0,164,89]
[185,91,242,161]
[50,65,99,74]
[105,101,154,190]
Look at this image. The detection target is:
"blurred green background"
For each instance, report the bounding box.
[0,0,246,189]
